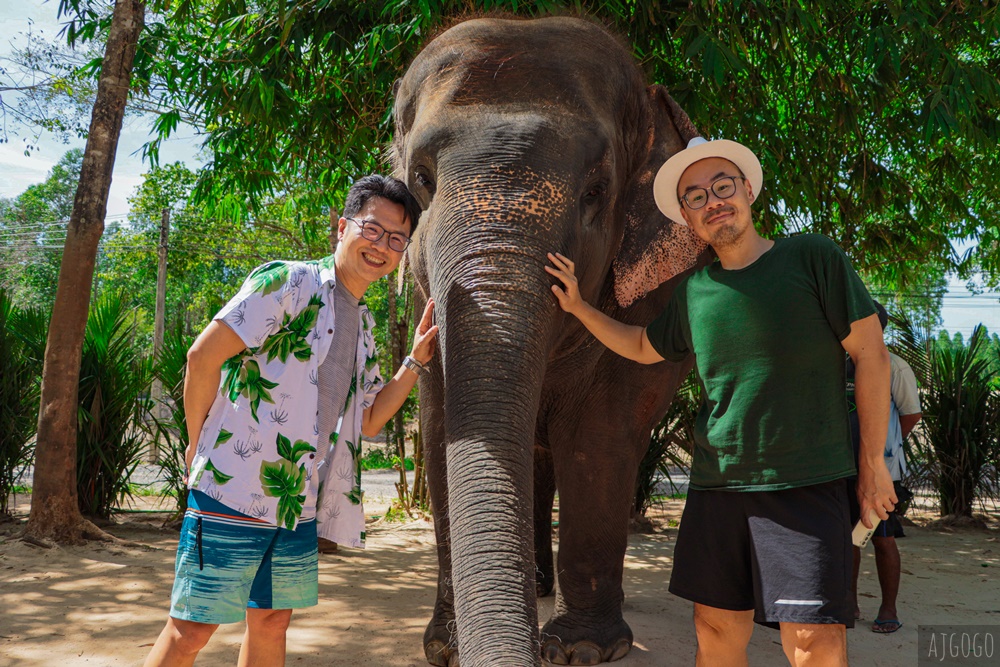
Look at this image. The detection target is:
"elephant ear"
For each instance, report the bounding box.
[612,85,710,309]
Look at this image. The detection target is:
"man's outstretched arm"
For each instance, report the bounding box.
[545,252,664,365]
[362,299,438,437]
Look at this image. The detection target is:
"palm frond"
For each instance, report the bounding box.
[0,289,47,515]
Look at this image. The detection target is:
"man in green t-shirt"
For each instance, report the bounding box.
[546,137,896,666]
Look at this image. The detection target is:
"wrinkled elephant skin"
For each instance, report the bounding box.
[392,16,708,667]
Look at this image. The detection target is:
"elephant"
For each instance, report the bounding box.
[391,15,709,667]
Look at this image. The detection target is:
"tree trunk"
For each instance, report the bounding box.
[388,272,412,508]
[25,0,146,544]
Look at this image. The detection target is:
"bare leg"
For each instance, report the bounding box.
[238,608,293,667]
[779,623,847,667]
[693,604,754,667]
[143,617,219,667]
[872,536,901,628]
[851,545,861,619]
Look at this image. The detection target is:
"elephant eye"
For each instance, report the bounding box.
[583,182,606,205]
[415,170,435,194]
[410,168,436,209]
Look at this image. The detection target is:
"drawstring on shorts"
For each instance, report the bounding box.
[196,516,204,570]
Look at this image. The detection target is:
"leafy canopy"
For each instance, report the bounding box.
[9,1,997,323]
[123,1,1000,293]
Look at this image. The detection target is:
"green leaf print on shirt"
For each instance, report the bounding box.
[215,429,233,448]
[344,372,357,406]
[275,432,316,464]
[343,438,363,505]
[248,261,291,296]
[205,459,234,485]
[222,355,279,423]
[259,458,308,529]
[259,294,323,364]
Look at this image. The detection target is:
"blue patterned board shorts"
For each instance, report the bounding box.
[170,490,319,624]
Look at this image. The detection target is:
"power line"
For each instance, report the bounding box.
[0,213,128,230]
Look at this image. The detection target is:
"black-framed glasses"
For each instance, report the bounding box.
[679,176,743,210]
[347,217,412,252]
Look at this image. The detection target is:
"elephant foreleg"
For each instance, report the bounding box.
[420,362,460,667]
[540,413,639,665]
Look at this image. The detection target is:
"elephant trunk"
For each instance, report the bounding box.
[429,195,559,666]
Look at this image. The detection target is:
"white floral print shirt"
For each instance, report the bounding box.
[188,256,383,548]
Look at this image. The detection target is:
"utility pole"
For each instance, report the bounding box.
[149,208,169,461]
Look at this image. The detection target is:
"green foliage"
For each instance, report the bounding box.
[76,291,154,519]
[0,149,83,313]
[116,0,999,296]
[0,291,47,515]
[892,316,1000,517]
[869,269,949,340]
[97,162,337,346]
[635,369,700,517]
[0,28,103,150]
[150,320,196,520]
[359,445,414,471]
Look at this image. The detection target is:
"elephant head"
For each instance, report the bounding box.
[392,16,706,666]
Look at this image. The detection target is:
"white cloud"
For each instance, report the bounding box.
[0,143,57,196]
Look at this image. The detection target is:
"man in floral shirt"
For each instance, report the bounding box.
[144,175,437,666]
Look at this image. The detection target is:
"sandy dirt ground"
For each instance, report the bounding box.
[1,491,998,667]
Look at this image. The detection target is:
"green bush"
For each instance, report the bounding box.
[150,321,196,521]
[0,290,46,515]
[893,318,1000,517]
[359,446,413,471]
[76,292,153,519]
[635,369,700,518]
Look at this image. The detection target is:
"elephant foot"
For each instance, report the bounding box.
[540,617,632,665]
[425,640,460,667]
[424,615,459,667]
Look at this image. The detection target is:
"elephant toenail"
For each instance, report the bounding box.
[607,638,632,662]
[542,638,570,665]
[447,653,461,667]
[425,640,450,667]
[568,640,603,666]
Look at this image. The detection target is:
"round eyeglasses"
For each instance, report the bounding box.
[679,176,743,210]
[348,217,412,252]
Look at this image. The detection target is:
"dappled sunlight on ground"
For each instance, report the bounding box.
[1,495,997,665]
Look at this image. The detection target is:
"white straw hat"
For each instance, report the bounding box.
[653,137,763,225]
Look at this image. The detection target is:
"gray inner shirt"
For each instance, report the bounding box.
[317,277,361,455]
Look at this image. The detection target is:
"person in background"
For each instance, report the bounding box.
[846,301,922,634]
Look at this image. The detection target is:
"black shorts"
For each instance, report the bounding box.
[669,479,854,629]
[846,478,906,538]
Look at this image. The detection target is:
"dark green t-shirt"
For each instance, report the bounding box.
[646,234,876,491]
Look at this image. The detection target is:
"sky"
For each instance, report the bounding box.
[2,1,1000,337]
[0,0,202,218]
